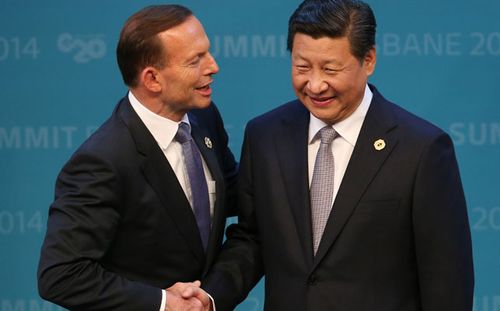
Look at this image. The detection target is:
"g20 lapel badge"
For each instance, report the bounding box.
[204,137,213,149]
[374,139,386,151]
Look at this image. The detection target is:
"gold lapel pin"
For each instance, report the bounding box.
[204,137,213,149]
[374,139,386,151]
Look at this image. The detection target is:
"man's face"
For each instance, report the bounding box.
[156,16,219,120]
[291,33,376,125]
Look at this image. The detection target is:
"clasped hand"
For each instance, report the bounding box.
[165,280,212,311]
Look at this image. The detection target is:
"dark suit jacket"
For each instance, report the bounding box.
[37,97,237,310]
[203,85,473,311]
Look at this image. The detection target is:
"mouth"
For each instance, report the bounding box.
[308,95,336,107]
[195,81,213,96]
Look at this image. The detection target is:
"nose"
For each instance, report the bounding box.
[205,52,219,75]
[306,73,328,94]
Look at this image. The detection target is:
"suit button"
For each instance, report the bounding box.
[308,274,317,285]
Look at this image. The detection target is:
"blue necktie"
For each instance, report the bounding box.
[175,122,211,250]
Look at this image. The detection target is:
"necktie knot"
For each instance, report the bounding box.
[175,122,192,144]
[318,126,336,145]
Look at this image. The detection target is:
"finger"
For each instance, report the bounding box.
[167,281,199,295]
[183,287,210,306]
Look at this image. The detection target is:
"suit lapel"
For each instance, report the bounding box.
[276,102,315,267]
[312,87,399,269]
[117,98,205,263]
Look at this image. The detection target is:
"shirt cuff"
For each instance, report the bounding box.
[160,289,166,311]
[207,292,216,311]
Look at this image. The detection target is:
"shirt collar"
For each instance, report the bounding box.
[128,91,190,150]
[308,84,373,146]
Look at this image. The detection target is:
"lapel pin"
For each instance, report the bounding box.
[374,139,386,151]
[204,137,213,149]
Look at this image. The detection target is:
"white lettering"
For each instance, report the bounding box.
[0,37,40,61]
[0,126,79,150]
[469,123,488,146]
[25,127,48,149]
[85,125,98,138]
[252,35,276,58]
[57,33,106,63]
[1,300,64,311]
[446,33,462,55]
[0,127,21,149]
[2,300,24,311]
[211,35,287,58]
[403,33,421,55]
[474,295,500,311]
[225,35,248,58]
[61,126,77,148]
[471,207,500,231]
[422,33,443,55]
[491,123,500,145]
[380,33,463,56]
[280,35,288,57]
[381,33,400,56]
[449,123,466,146]
[0,211,44,235]
[448,122,500,146]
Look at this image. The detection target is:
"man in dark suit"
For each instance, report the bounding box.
[37,5,236,311]
[195,0,474,310]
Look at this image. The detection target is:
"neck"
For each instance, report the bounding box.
[129,88,185,121]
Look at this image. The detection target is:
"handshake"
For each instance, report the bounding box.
[165,281,213,311]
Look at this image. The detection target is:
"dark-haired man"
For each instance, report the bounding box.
[197,0,474,310]
[37,5,236,311]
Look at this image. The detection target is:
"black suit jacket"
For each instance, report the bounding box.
[37,97,237,310]
[203,85,473,311]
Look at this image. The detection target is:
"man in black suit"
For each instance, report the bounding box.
[37,5,236,311]
[195,0,474,310]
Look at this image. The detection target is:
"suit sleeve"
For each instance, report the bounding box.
[412,132,474,310]
[37,152,161,311]
[202,124,264,311]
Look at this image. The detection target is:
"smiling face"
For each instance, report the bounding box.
[291,33,376,125]
[154,16,219,120]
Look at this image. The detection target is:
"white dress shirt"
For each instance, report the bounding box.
[128,91,216,311]
[128,91,216,214]
[307,84,373,207]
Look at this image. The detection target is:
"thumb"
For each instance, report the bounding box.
[181,280,201,297]
[182,286,196,298]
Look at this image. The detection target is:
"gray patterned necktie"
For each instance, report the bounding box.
[175,122,211,251]
[310,126,336,255]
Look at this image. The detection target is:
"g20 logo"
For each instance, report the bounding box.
[57,33,106,63]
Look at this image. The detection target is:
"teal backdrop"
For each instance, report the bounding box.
[1,1,499,310]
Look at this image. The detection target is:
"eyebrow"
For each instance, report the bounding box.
[183,50,206,64]
[184,41,210,64]
[292,55,343,67]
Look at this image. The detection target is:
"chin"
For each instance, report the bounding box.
[310,110,336,124]
[196,99,212,109]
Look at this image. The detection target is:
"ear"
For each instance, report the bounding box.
[139,67,162,93]
[364,47,377,76]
